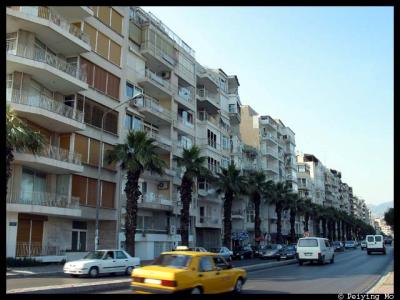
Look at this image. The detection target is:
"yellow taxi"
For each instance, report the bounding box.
[131,246,247,294]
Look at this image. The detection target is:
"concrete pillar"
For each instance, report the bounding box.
[7,212,19,257]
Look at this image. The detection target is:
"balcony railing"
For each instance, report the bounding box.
[144,68,173,93]
[7,42,87,82]
[7,88,84,123]
[231,209,243,216]
[141,40,177,66]
[8,6,91,46]
[196,88,220,105]
[135,95,171,120]
[139,193,172,206]
[177,116,194,129]
[146,131,172,148]
[261,132,278,143]
[199,216,220,226]
[16,242,63,257]
[18,144,82,165]
[261,148,278,157]
[7,191,80,209]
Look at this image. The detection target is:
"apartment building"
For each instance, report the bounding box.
[6,6,126,260]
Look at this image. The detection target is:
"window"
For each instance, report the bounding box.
[298,239,318,247]
[246,202,255,223]
[221,136,229,150]
[72,221,87,252]
[298,165,306,173]
[212,256,229,269]
[207,157,219,172]
[141,182,147,194]
[207,129,217,149]
[116,251,127,259]
[199,256,214,272]
[126,82,143,98]
[20,168,47,204]
[93,7,123,35]
[324,240,331,248]
[124,114,133,129]
[125,113,143,131]
[219,78,226,92]
[179,135,192,149]
[221,157,229,169]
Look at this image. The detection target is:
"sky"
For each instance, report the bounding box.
[142,6,394,206]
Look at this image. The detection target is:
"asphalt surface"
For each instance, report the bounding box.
[95,246,394,294]
[6,256,276,292]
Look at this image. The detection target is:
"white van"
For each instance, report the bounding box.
[296,237,335,265]
[366,235,386,255]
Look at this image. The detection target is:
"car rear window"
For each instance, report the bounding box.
[298,239,318,247]
[367,236,374,242]
[375,236,382,242]
[152,254,191,269]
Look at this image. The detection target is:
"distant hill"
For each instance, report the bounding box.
[367,202,393,218]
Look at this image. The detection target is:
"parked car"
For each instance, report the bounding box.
[252,245,268,258]
[233,245,254,260]
[63,249,140,278]
[279,245,297,260]
[131,251,247,294]
[384,237,393,245]
[366,235,386,255]
[344,240,357,249]
[209,247,233,261]
[259,244,283,260]
[360,240,367,250]
[332,241,345,252]
[296,237,335,265]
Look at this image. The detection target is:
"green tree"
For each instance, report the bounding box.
[106,131,166,256]
[215,161,246,249]
[285,193,305,243]
[6,105,45,195]
[302,197,313,233]
[384,208,394,229]
[174,145,210,246]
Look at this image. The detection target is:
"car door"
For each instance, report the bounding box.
[212,256,234,292]
[324,240,333,259]
[101,250,117,273]
[198,256,221,293]
[115,250,129,272]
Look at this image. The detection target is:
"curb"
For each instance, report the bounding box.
[7,259,297,294]
[7,271,64,278]
[367,268,394,294]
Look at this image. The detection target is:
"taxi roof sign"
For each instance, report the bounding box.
[175,246,189,250]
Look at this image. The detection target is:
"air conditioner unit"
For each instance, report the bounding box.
[161,71,171,79]
[169,225,176,235]
[158,181,169,190]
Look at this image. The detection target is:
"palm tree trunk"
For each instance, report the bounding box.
[6,144,14,196]
[304,213,310,232]
[337,220,341,241]
[332,221,336,241]
[253,194,261,245]
[276,205,283,244]
[124,170,141,257]
[223,191,233,248]
[315,218,320,237]
[341,220,345,241]
[322,218,327,238]
[180,175,192,246]
[289,209,296,243]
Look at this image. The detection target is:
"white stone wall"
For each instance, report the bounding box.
[42,217,72,252]
[6,212,19,257]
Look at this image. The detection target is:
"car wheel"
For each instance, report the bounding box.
[298,260,303,266]
[383,249,386,255]
[125,266,134,275]
[190,287,202,294]
[367,251,371,255]
[319,256,325,265]
[233,278,243,294]
[330,255,334,264]
[88,266,99,278]
[277,257,281,261]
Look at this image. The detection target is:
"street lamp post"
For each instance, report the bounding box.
[94,93,143,251]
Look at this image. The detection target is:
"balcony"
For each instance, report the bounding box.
[139,193,173,211]
[174,116,195,136]
[138,68,175,98]
[261,132,278,144]
[134,95,172,125]
[7,191,81,217]
[14,144,83,174]
[232,209,244,219]
[259,116,278,130]
[196,88,220,114]
[51,6,93,20]
[196,65,219,89]
[6,41,88,94]
[146,131,172,153]
[175,86,195,109]
[196,216,221,228]
[7,88,85,133]
[228,103,241,124]
[261,147,278,159]
[140,40,177,71]
[7,6,91,55]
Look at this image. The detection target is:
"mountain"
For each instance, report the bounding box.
[367,202,393,218]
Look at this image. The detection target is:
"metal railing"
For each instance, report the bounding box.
[7,43,87,82]
[196,88,220,105]
[8,6,91,46]
[261,133,278,143]
[199,216,220,226]
[141,40,177,66]
[144,68,173,93]
[139,193,172,206]
[260,117,278,129]
[7,88,84,123]
[16,242,63,257]
[7,191,80,209]
[17,144,82,165]
[177,116,194,129]
[136,95,172,120]
[146,131,172,148]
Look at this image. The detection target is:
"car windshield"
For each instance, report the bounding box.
[346,241,354,244]
[298,239,318,247]
[152,254,191,269]
[83,251,106,260]
[270,244,280,250]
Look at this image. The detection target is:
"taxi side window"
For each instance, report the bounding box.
[199,256,214,272]
[213,256,229,269]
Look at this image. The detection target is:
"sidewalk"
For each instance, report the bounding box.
[368,271,394,294]
[6,260,154,278]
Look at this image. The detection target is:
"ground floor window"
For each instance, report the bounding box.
[71,221,87,251]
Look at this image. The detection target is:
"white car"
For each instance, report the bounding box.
[296,237,335,265]
[366,235,386,255]
[63,249,141,278]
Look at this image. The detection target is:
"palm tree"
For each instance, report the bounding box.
[106,131,166,256]
[6,105,45,195]
[246,171,272,245]
[302,197,313,233]
[215,161,246,249]
[174,145,210,246]
[264,182,292,244]
[310,203,323,237]
[285,193,304,243]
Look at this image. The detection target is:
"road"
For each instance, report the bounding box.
[96,246,394,294]
[6,256,272,292]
